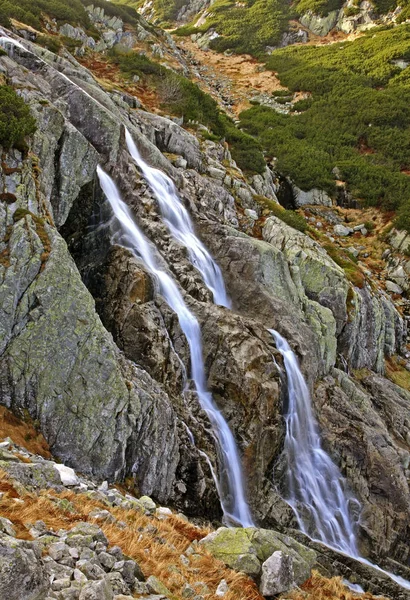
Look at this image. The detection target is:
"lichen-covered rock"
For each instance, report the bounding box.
[199,527,315,584]
[0,533,50,599]
[299,9,339,36]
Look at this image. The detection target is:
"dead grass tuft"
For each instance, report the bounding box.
[0,406,51,458]
[280,570,388,600]
[0,487,262,600]
[0,472,384,600]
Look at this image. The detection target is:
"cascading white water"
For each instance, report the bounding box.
[270,329,359,555]
[125,129,231,309]
[270,329,410,591]
[97,166,254,527]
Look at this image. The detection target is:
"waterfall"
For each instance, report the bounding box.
[125,129,231,309]
[97,166,253,527]
[270,329,359,555]
[270,329,410,591]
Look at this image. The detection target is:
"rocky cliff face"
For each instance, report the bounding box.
[1,21,410,574]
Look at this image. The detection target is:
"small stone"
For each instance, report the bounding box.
[133,581,150,594]
[121,560,138,586]
[216,579,229,597]
[79,579,114,600]
[95,541,107,554]
[334,224,352,236]
[99,551,116,571]
[353,223,365,231]
[79,560,106,580]
[174,157,188,169]
[69,523,108,545]
[80,548,94,560]
[99,481,109,492]
[156,507,172,520]
[139,496,156,512]
[89,509,116,524]
[69,547,80,559]
[208,166,226,180]
[49,541,69,561]
[386,280,403,294]
[108,546,123,561]
[347,246,359,258]
[67,534,93,548]
[0,517,16,537]
[147,575,172,596]
[51,578,71,591]
[244,209,258,221]
[54,464,79,486]
[259,551,295,596]
[74,568,88,583]
[182,583,196,598]
[180,554,190,566]
[105,572,130,595]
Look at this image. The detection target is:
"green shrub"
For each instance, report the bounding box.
[272,89,292,97]
[0,86,37,150]
[363,220,376,232]
[109,48,164,76]
[344,5,361,16]
[36,35,62,53]
[175,0,291,57]
[0,0,91,30]
[254,195,308,232]
[293,0,343,16]
[238,25,410,231]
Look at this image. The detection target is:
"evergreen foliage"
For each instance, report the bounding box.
[110,49,265,173]
[0,0,141,31]
[0,0,91,30]
[239,25,410,230]
[0,86,37,149]
[175,0,291,56]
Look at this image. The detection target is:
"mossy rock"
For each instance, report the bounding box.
[199,527,316,583]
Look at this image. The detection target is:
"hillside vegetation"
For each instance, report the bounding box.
[0,0,141,31]
[240,24,410,230]
[119,0,189,25]
[175,0,291,56]
[109,48,265,173]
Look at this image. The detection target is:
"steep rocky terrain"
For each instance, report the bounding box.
[1,1,410,598]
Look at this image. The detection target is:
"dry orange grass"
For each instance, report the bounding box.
[0,483,263,600]
[0,469,386,600]
[280,570,388,600]
[0,406,51,458]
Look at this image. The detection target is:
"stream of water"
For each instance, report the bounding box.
[125,128,231,308]
[270,329,410,591]
[97,166,253,527]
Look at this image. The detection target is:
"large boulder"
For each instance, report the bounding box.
[0,533,50,600]
[199,527,316,584]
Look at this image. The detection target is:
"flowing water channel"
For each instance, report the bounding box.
[270,329,410,591]
[125,129,231,308]
[97,166,254,527]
